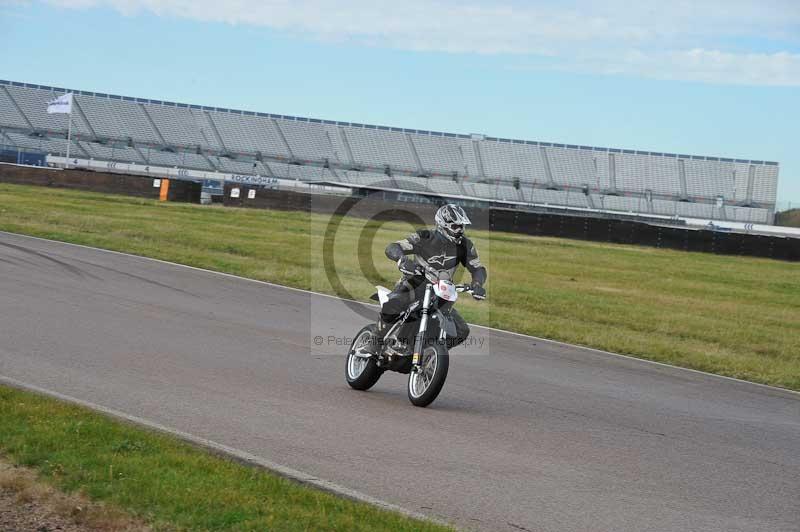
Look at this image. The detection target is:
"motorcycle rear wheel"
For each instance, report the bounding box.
[407,342,449,407]
[345,325,383,391]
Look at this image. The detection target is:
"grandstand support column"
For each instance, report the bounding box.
[472,140,487,180]
[1,86,35,131]
[457,179,469,197]
[406,135,425,175]
[678,159,688,201]
[202,153,219,172]
[259,160,276,178]
[540,147,556,189]
[338,128,357,168]
[608,153,617,194]
[327,164,341,181]
[65,108,72,168]
[585,187,596,209]
[132,145,148,165]
[271,120,295,160]
[745,165,756,206]
[205,112,228,151]
[140,105,168,145]
[71,98,98,139]
[0,130,13,147]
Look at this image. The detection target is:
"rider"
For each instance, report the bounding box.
[379,204,487,350]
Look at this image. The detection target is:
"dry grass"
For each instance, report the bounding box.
[0,456,151,531]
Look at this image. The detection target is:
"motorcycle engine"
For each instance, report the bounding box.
[383,337,413,374]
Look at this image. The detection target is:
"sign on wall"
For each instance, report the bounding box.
[230,174,279,187]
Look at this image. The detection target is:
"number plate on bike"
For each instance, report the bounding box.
[433,280,458,302]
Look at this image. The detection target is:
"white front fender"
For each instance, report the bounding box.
[375,285,391,307]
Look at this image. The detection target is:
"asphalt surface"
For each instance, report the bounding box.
[0,231,798,532]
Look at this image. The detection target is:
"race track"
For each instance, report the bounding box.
[0,231,798,532]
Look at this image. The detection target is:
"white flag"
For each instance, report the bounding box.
[47,93,73,114]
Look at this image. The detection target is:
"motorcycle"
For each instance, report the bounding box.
[345,263,483,407]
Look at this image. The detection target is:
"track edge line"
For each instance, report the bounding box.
[0,374,449,527]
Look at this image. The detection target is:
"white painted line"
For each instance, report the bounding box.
[2,230,798,397]
[0,374,447,526]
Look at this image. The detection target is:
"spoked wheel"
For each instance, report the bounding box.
[407,343,449,407]
[345,325,383,391]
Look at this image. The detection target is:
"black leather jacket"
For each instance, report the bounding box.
[385,229,487,286]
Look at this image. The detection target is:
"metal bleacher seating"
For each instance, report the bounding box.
[210,112,288,156]
[345,127,417,171]
[0,80,780,224]
[77,97,155,143]
[0,91,29,129]
[277,120,339,162]
[410,134,464,175]
[81,142,143,164]
[481,141,542,184]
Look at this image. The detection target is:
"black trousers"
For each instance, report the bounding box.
[380,278,470,350]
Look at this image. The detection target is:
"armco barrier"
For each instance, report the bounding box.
[0,164,201,203]
[224,183,800,262]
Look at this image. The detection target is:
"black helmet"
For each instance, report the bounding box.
[435,204,471,243]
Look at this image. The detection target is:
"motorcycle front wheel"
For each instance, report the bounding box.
[407,342,449,407]
[345,324,383,391]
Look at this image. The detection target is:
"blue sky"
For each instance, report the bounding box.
[2,0,799,205]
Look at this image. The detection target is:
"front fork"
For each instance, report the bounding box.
[411,285,432,370]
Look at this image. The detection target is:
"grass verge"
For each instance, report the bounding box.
[0,182,798,390]
[0,384,450,531]
[0,454,150,531]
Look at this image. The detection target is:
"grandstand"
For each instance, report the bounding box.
[0,79,780,223]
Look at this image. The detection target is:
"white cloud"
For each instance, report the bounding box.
[561,48,800,86]
[657,49,800,86]
[41,0,800,86]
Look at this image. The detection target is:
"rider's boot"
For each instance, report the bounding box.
[363,318,389,356]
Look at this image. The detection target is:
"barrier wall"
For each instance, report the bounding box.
[223,183,800,262]
[0,164,201,203]
[489,208,800,261]
[0,165,793,261]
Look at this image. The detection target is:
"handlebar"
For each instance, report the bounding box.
[400,262,485,299]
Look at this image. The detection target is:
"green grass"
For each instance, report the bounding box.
[0,384,450,531]
[1,182,799,390]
